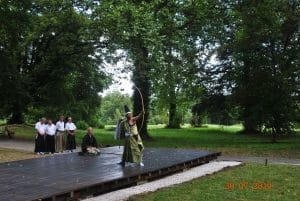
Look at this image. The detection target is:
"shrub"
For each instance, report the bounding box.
[88,118,105,129]
[76,120,89,130]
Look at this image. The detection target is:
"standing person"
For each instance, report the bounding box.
[34,117,46,154]
[119,111,145,167]
[45,119,56,154]
[55,115,65,153]
[65,117,77,152]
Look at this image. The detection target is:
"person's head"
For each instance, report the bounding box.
[48,119,52,125]
[59,115,64,121]
[126,112,132,119]
[87,127,93,135]
[67,117,72,122]
[41,117,46,124]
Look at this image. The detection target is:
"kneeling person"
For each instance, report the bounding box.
[81,127,99,155]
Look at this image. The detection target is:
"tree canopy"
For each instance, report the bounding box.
[1,0,299,140]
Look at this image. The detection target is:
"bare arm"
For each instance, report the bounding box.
[133,111,145,121]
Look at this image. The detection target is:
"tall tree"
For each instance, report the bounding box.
[218,0,300,139]
[94,0,160,139]
[0,0,109,123]
[0,0,33,123]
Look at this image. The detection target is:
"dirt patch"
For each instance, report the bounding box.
[0,148,41,163]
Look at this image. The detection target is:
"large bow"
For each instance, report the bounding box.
[134,85,144,134]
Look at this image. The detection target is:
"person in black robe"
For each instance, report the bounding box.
[81,127,98,153]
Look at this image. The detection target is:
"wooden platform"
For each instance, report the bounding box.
[0,147,220,201]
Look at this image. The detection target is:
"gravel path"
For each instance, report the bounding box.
[83,161,242,201]
[218,156,300,166]
[0,139,82,152]
[0,139,34,152]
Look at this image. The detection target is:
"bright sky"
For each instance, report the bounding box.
[101,73,133,96]
[99,52,134,97]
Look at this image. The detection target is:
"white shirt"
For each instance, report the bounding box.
[65,122,76,131]
[56,121,65,131]
[35,122,46,135]
[46,124,57,136]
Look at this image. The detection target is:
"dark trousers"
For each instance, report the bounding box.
[35,134,45,153]
[66,134,76,150]
[46,135,55,153]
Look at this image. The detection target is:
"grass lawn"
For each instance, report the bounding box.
[129,163,300,201]
[11,124,300,158]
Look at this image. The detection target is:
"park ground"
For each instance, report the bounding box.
[0,124,299,201]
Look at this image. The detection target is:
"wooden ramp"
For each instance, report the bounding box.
[0,147,220,201]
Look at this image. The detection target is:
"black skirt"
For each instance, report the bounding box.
[46,135,55,153]
[35,134,45,153]
[66,133,76,150]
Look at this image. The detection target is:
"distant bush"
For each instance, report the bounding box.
[88,118,105,129]
[76,120,89,130]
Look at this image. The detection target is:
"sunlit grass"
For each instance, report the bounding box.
[129,163,300,201]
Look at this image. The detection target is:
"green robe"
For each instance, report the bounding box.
[121,120,144,163]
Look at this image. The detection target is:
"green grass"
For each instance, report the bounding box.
[12,124,300,158]
[129,163,300,201]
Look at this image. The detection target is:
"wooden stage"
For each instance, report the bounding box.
[0,147,220,201]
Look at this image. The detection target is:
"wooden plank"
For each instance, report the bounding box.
[0,147,220,201]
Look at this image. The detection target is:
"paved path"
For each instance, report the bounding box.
[0,139,34,152]
[0,139,299,165]
[218,156,300,166]
[0,139,81,152]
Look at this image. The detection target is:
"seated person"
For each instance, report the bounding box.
[81,127,99,154]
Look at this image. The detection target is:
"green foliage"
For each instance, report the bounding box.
[192,93,239,126]
[0,0,110,123]
[100,91,132,125]
[88,117,105,129]
[216,0,300,137]
[76,120,89,130]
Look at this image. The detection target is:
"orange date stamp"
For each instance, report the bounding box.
[225,181,272,190]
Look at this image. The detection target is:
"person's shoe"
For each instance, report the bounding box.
[139,162,144,167]
[40,152,44,155]
[36,152,40,155]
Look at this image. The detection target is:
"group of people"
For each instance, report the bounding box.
[34,115,77,154]
[34,109,145,168]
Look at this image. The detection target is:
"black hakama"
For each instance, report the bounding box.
[66,131,76,150]
[34,134,45,153]
[46,135,55,153]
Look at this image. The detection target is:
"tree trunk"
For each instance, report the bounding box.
[167,102,180,128]
[132,38,151,140]
[8,102,24,124]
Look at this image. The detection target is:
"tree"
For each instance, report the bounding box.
[94,0,160,139]
[0,0,33,123]
[100,91,132,125]
[0,1,110,123]
[218,0,300,140]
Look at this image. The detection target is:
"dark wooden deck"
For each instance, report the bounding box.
[0,147,220,201]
